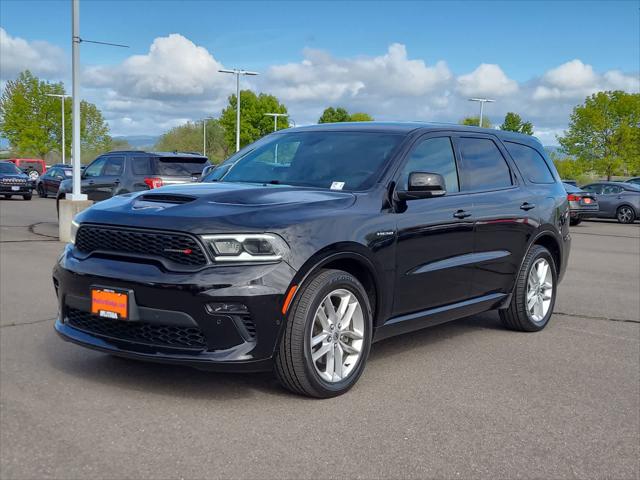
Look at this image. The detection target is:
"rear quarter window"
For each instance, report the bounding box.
[504,141,555,184]
[131,157,153,175]
[153,157,208,176]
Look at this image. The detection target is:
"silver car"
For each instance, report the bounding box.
[581,181,640,224]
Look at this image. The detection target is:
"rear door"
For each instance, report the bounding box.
[393,134,475,316]
[45,168,63,194]
[598,184,623,216]
[453,135,536,298]
[582,184,605,215]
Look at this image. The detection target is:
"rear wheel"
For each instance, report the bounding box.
[616,206,635,224]
[499,245,557,332]
[37,185,47,198]
[274,269,372,398]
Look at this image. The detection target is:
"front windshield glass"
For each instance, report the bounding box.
[0,163,21,174]
[221,131,403,191]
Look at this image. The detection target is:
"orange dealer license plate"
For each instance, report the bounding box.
[91,287,129,320]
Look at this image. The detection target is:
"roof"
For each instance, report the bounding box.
[283,121,543,146]
[584,180,640,188]
[107,150,207,158]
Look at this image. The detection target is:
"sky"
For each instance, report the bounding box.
[1,0,639,145]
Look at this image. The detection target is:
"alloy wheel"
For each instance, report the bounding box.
[526,258,553,322]
[310,288,365,383]
[617,206,634,223]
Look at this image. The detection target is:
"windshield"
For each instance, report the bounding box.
[220,131,403,191]
[153,157,209,176]
[0,163,21,175]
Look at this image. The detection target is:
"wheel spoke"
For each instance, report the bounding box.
[312,343,331,362]
[323,297,337,323]
[527,295,537,311]
[324,346,335,377]
[340,330,363,341]
[316,308,331,330]
[333,345,343,380]
[340,341,360,355]
[537,262,548,283]
[340,302,358,330]
[336,293,351,320]
[311,333,326,347]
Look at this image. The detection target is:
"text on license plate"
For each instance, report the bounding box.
[11,186,20,191]
[91,288,128,320]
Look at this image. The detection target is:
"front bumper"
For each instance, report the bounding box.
[53,245,297,371]
[0,184,31,194]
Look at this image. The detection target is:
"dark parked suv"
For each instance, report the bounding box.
[54,123,570,397]
[56,151,209,209]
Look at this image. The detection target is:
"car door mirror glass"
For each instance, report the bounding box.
[397,172,447,200]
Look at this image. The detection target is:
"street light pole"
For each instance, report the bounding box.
[70,0,85,200]
[218,69,259,152]
[468,98,495,127]
[45,93,68,164]
[202,116,213,157]
[264,113,289,132]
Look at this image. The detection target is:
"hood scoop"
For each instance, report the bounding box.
[138,193,196,204]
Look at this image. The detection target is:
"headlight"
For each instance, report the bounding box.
[70,219,80,244]
[201,233,289,262]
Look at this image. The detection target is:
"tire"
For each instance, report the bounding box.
[274,269,373,398]
[37,185,47,198]
[616,205,636,224]
[3,195,11,199]
[23,193,32,200]
[499,245,557,332]
[569,218,581,226]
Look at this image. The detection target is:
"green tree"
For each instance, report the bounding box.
[460,116,492,128]
[318,107,374,123]
[558,91,640,180]
[219,90,289,151]
[155,119,229,163]
[500,112,534,135]
[0,70,112,161]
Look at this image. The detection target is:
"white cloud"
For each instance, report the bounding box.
[0,27,66,80]
[456,64,518,97]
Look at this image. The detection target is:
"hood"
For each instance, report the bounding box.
[76,182,357,234]
[0,173,29,182]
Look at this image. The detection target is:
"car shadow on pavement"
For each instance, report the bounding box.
[46,311,505,400]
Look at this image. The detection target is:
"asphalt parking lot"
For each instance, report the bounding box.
[1,196,638,479]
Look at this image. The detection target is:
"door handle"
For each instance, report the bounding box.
[113,179,120,185]
[453,209,471,219]
[87,180,95,185]
[520,202,536,211]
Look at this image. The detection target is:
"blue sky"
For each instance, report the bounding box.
[1,0,639,143]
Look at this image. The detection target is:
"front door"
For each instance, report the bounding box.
[597,184,623,217]
[393,135,475,316]
[81,156,108,200]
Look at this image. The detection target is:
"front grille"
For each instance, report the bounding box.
[66,307,206,350]
[1,178,27,185]
[75,225,207,266]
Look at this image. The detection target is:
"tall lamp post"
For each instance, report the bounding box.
[264,113,289,132]
[218,68,259,152]
[45,93,69,164]
[468,98,495,127]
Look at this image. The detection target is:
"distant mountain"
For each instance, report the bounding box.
[113,135,160,149]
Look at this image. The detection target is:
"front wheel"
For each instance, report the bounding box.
[617,206,636,224]
[499,245,557,332]
[23,193,32,200]
[37,185,47,198]
[275,269,372,398]
[3,195,11,199]
[569,218,581,226]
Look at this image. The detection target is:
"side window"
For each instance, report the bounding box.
[46,168,57,178]
[602,185,622,194]
[102,156,124,176]
[131,157,152,175]
[504,141,555,184]
[83,157,107,178]
[583,184,602,194]
[399,137,459,192]
[51,168,63,179]
[457,137,513,191]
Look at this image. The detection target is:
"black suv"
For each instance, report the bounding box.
[56,151,209,208]
[54,123,570,397]
[0,161,32,200]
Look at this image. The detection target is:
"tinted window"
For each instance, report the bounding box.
[602,185,622,194]
[153,157,208,176]
[103,156,124,176]
[131,157,152,175]
[504,142,555,184]
[63,168,73,177]
[399,137,459,192]
[222,132,402,191]
[582,184,603,194]
[83,157,107,177]
[18,160,43,173]
[457,137,512,191]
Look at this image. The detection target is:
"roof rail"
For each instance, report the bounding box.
[107,150,146,154]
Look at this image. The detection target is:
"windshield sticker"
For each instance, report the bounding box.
[330,181,345,191]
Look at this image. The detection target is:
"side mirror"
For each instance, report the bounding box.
[396,172,447,201]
